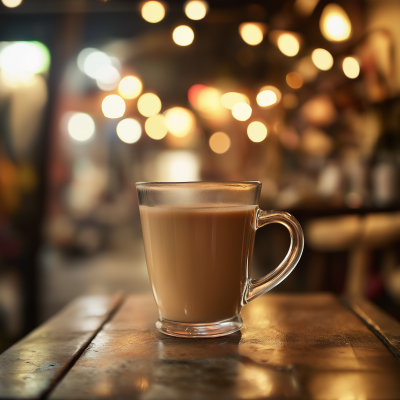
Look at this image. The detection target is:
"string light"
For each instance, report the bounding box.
[209,132,231,154]
[141,1,165,23]
[116,118,142,144]
[312,48,334,71]
[239,23,265,46]
[184,1,208,20]
[247,121,267,142]
[164,107,195,137]
[102,95,126,118]
[137,93,162,117]
[232,102,252,121]
[286,72,303,89]
[68,113,95,142]
[173,26,194,46]
[83,51,111,79]
[118,76,142,99]
[220,92,249,110]
[145,114,168,140]
[256,86,281,107]
[277,33,300,57]
[320,3,351,42]
[96,65,120,91]
[343,57,360,79]
[1,0,23,7]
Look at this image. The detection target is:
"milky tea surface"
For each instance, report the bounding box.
[139,205,257,323]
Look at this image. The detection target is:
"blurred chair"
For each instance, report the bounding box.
[306,212,400,296]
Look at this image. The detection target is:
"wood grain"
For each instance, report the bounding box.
[49,293,400,400]
[0,294,122,399]
[343,295,400,359]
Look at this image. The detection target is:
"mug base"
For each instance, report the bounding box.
[156,314,243,338]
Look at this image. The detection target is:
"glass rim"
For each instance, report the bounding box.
[136,181,261,187]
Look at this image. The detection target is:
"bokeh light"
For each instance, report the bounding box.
[277,33,300,57]
[77,48,96,73]
[145,114,168,140]
[116,118,142,144]
[320,3,351,42]
[2,0,23,7]
[239,23,264,46]
[343,57,360,79]
[188,84,207,108]
[294,0,319,16]
[68,113,95,142]
[118,76,142,99]
[247,121,267,142]
[96,65,120,91]
[220,92,250,109]
[232,102,252,121]
[102,95,126,119]
[83,51,111,79]
[197,86,221,112]
[296,56,319,82]
[282,93,299,109]
[312,48,334,71]
[164,107,195,137]
[0,41,50,74]
[137,93,162,117]
[141,1,165,23]
[209,132,231,154]
[184,1,208,20]
[256,86,281,107]
[173,26,194,46]
[286,72,303,89]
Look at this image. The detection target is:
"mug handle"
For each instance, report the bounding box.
[244,210,304,303]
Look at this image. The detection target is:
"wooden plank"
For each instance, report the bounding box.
[50,293,400,400]
[0,294,122,399]
[343,295,400,359]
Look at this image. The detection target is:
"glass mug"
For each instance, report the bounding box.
[136,182,304,338]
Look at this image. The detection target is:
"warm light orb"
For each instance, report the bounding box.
[209,132,231,154]
[173,26,194,46]
[232,102,252,121]
[239,23,264,46]
[116,118,142,144]
[320,3,351,42]
[257,90,277,107]
[247,121,267,142]
[312,48,334,71]
[164,107,195,137]
[184,1,208,20]
[102,95,126,119]
[296,56,319,82]
[84,51,111,79]
[282,93,299,109]
[141,1,165,23]
[277,34,300,57]
[343,57,360,79]
[220,92,250,110]
[197,87,221,112]
[68,113,95,142]
[137,93,162,117]
[1,0,22,7]
[286,72,303,89]
[118,76,142,99]
[96,65,120,91]
[145,114,168,140]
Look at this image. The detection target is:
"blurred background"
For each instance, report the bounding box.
[1,0,400,351]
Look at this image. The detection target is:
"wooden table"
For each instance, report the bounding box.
[1,293,400,399]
